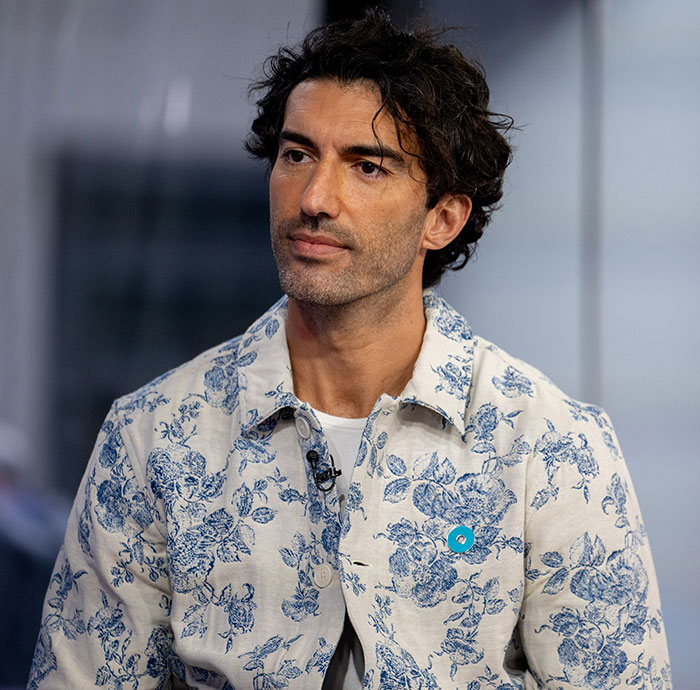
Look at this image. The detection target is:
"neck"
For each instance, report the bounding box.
[286,284,426,418]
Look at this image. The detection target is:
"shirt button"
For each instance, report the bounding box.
[295,416,311,439]
[312,564,333,588]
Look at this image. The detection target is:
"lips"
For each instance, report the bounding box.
[289,231,347,248]
[288,231,349,257]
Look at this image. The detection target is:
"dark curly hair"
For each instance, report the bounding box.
[246,9,514,288]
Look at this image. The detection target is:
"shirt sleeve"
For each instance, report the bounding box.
[28,405,174,689]
[519,405,672,688]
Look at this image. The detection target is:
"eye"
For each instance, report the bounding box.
[281,149,308,164]
[357,161,384,177]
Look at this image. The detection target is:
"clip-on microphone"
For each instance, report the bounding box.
[306,450,342,492]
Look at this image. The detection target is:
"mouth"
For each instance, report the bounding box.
[288,231,349,257]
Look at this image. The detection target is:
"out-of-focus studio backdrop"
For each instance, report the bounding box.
[0,0,697,686]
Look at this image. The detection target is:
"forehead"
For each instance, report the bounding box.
[282,78,417,154]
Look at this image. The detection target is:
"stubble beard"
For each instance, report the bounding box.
[270,215,425,308]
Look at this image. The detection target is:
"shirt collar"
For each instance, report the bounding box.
[398,290,473,435]
[239,290,473,435]
[238,296,298,433]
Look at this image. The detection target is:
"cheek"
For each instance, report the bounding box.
[269,172,304,214]
[268,170,283,202]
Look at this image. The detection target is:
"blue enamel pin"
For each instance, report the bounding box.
[447,526,475,553]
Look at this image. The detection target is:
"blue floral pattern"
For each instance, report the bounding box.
[524,471,668,689]
[492,366,534,398]
[29,292,671,688]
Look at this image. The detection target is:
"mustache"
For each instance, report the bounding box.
[276,216,355,247]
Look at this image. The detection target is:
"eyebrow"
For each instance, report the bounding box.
[279,129,408,169]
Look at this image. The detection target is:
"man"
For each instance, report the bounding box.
[29,11,671,689]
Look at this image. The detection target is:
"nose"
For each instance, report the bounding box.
[299,161,341,219]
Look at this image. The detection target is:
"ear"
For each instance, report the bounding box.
[421,194,472,251]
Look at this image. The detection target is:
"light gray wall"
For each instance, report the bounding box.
[435,1,699,684]
[439,2,585,397]
[601,2,700,678]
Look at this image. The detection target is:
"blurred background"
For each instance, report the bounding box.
[0,0,697,686]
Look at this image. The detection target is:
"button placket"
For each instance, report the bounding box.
[293,409,343,606]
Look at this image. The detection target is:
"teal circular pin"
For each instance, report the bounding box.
[448,526,475,553]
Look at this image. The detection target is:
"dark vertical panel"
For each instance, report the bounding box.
[51,151,279,496]
[325,0,383,23]
[325,0,426,26]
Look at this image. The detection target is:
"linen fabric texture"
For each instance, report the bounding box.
[29,292,672,689]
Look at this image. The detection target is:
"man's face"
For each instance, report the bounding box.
[269,78,434,307]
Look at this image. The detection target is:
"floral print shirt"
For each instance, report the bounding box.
[29,292,671,689]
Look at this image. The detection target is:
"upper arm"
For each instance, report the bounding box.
[28,406,173,689]
[518,408,671,688]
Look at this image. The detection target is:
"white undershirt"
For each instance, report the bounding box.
[313,408,366,690]
[313,409,366,519]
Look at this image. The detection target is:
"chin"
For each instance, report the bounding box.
[278,271,359,307]
[283,282,355,307]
